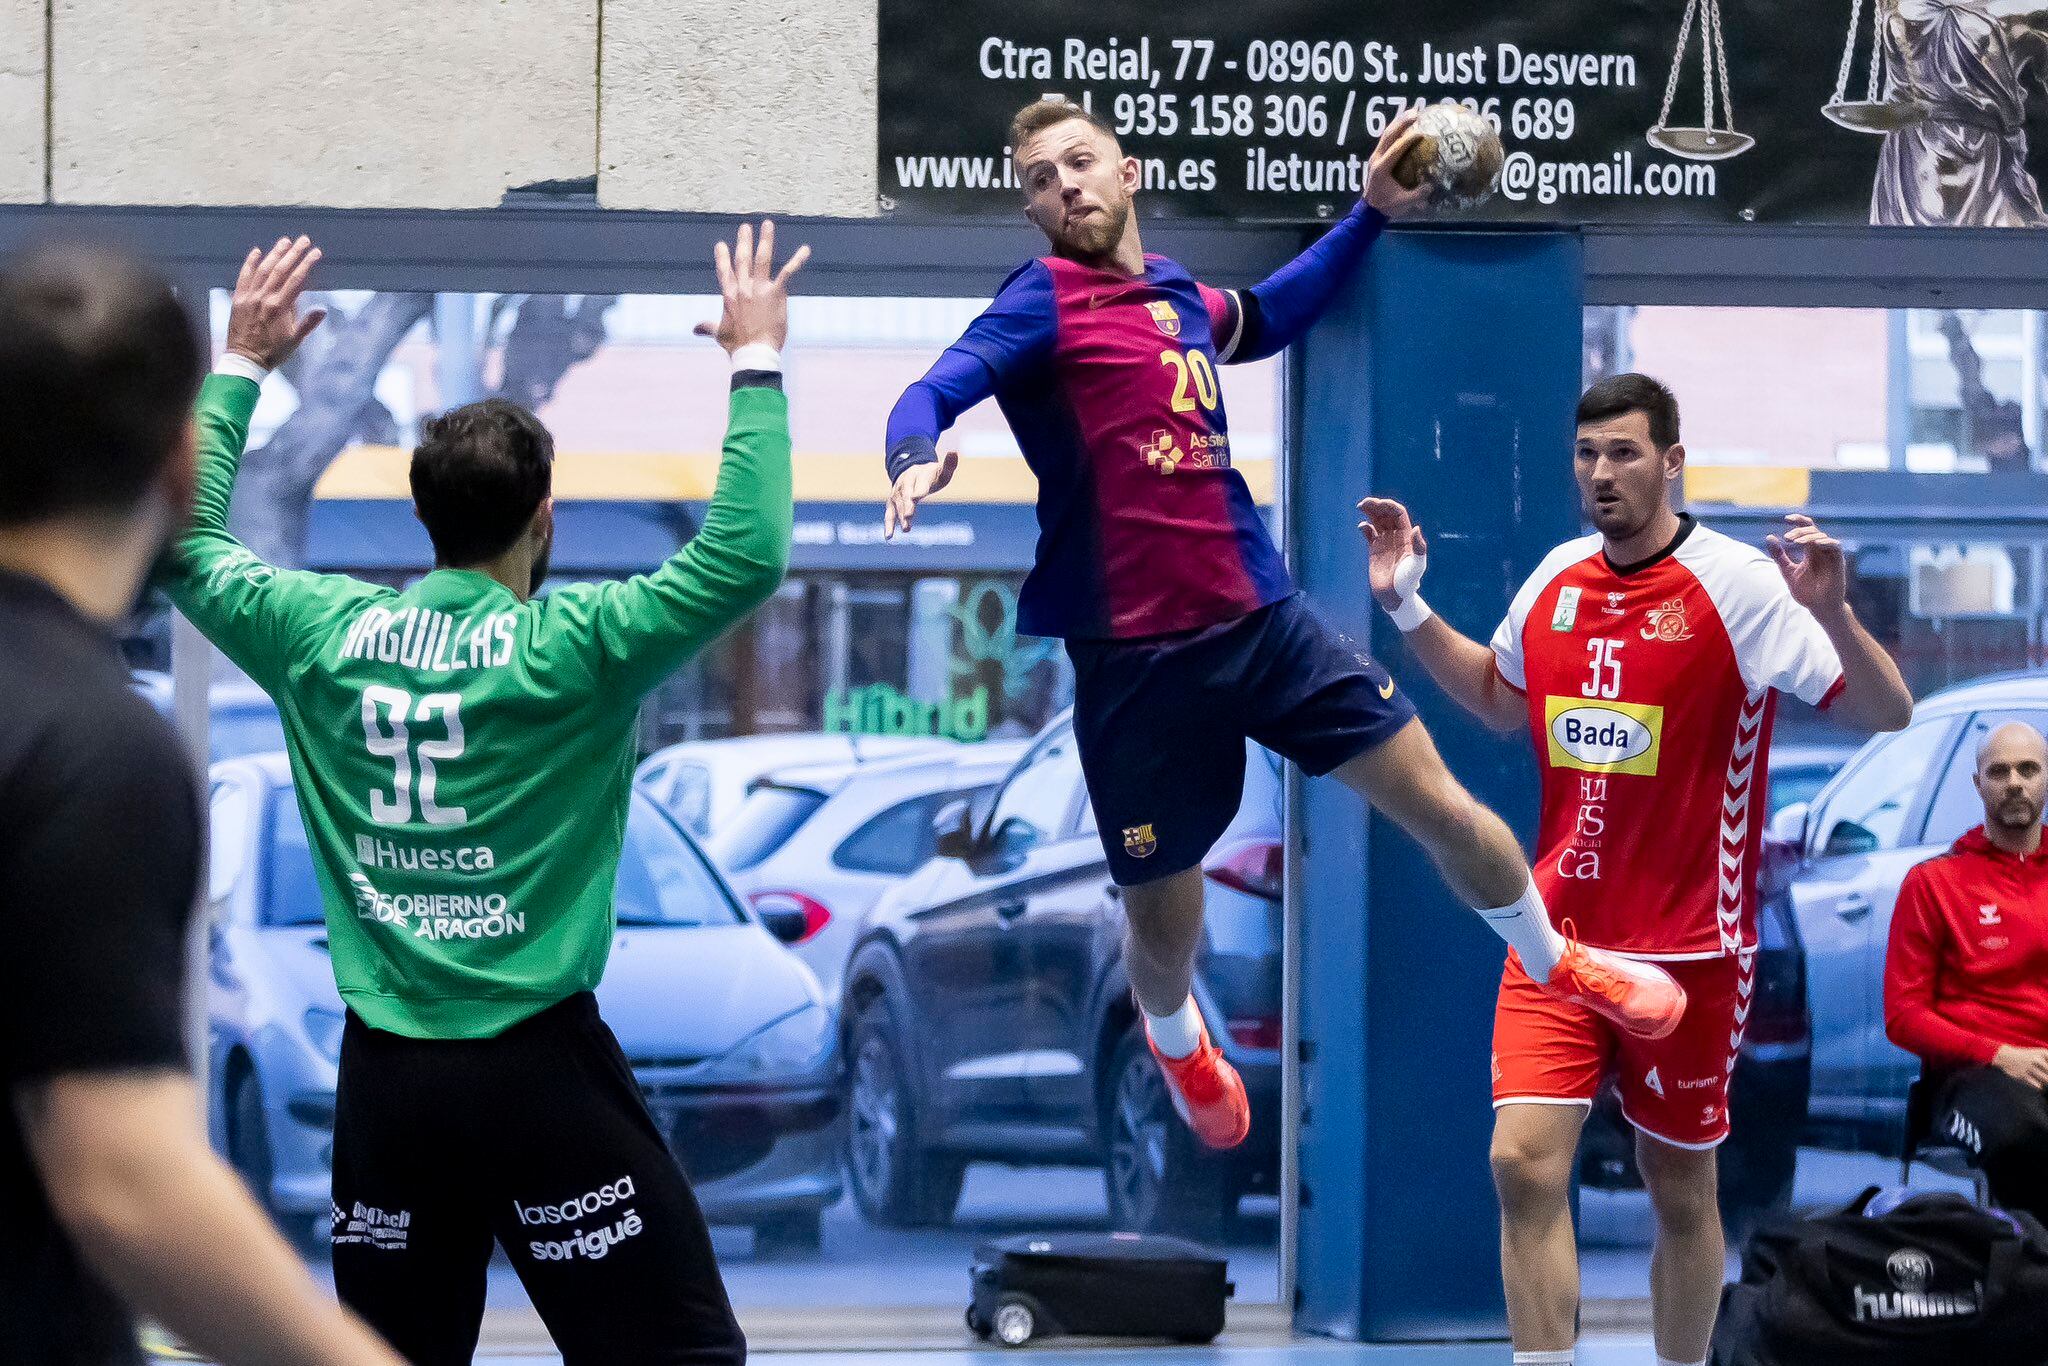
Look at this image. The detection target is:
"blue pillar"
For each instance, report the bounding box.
[1290,229,1583,1341]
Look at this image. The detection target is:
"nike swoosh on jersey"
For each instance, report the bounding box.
[1378,677,1396,700]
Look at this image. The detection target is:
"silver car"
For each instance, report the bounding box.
[708,743,1027,999]
[204,753,844,1256]
[1776,671,2048,1151]
[636,733,953,838]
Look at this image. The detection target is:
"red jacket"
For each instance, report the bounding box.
[1885,826,2048,1069]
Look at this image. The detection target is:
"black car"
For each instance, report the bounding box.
[839,715,1282,1240]
[840,712,1813,1241]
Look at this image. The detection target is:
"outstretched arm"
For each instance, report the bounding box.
[577,221,805,703]
[882,261,1056,538]
[1208,111,1429,364]
[163,237,329,686]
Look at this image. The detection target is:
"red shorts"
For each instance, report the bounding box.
[1491,948,1756,1149]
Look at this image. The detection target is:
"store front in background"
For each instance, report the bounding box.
[304,489,1078,752]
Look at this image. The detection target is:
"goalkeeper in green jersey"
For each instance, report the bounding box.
[166,226,805,1366]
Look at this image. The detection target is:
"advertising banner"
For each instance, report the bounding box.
[880,0,2048,227]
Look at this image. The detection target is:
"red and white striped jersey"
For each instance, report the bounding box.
[1491,520,1845,959]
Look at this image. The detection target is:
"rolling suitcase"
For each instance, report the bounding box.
[967,1232,1231,1347]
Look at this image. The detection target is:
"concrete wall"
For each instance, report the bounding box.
[6,0,878,213]
[600,0,876,216]
[0,0,43,203]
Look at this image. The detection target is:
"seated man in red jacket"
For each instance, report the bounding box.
[1885,720,2048,1221]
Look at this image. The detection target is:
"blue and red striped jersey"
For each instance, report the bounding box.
[888,201,1385,640]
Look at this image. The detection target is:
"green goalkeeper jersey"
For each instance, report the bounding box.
[167,370,793,1039]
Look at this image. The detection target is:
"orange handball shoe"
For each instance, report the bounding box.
[1146,1020,1251,1150]
[1543,924,1687,1041]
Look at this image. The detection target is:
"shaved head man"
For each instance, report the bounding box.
[1975,722,2048,848]
[1887,719,2048,1224]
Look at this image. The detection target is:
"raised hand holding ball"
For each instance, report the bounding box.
[1389,102,1504,210]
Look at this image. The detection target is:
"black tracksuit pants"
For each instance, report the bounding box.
[1935,1065,2048,1225]
[329,992,744,1366]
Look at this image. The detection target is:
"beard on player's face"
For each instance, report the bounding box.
[1021,125,1135,262]
[1982,772,2046,832]
[528,521,554,597]
[1047,191,1131,257]
[1575,432,1674,544]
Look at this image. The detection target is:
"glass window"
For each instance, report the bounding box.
[197,279,1284,1311]
[1811,719,1958,856]
[835,792,950,876]
[262,790,327,927]
[984,730,1082,855]
[1922,709,2048,848]
[211,701,286,763]
[666,763,713,835]
[709,784,828,872]
[1768,764,1836,816]
[614,797,744,927]
[208,781,252,904]
[639,759,671,797]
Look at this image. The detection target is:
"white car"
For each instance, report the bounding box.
[709,742,1028,998]
[636,733,954,838]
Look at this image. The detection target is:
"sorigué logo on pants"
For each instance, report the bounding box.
[1543,696,1664,776]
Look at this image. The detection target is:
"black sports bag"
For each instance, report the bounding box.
[1711,1187,2048,1366]
[967,1232,1231,1346]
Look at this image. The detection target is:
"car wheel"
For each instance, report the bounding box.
[225,1065,276,1217]
[752,1209,823,1259]
[992,1295,1040,1347]
[1102,1028,1232,1243]
[844,997,965,1228]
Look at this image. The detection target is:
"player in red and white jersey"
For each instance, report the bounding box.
[1359,374,1913,1366]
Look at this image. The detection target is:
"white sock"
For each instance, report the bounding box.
[1478,879,1567,980]
[1654,1357,1706,1366]
[1512,1351,1574,1366]
[1145,998,1204,1059]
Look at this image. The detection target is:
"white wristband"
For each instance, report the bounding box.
[730,343,782,374]
[1389,593,1435,632]
[213,352,270,386]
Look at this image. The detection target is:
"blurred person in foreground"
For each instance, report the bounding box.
[0,244,401,1364]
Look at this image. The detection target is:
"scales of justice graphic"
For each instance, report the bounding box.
[1644,0,1932,161]
[1647,0,1754,160]
[1823,0,1931,132]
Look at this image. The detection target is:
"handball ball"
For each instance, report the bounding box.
[1392,102,1504,209]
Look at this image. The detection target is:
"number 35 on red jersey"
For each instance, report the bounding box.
[1491,522,1846,961]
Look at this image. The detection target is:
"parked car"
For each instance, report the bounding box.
[1767,740,1861,817]
[710,743,1028,1000]
[1577,737,1846,1234]
[204,754,843,1255]
[637,733,954,838]
[838,713,1282,1241]
[1574,885,1813,1236]
[838,709,1812,1240]
[1775,671,2048,1156]
[131,670,287,762]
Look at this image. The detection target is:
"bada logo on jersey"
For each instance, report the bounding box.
[1544,696,1664,777]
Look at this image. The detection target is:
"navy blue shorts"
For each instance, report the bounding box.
[1067,593,1417,886]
